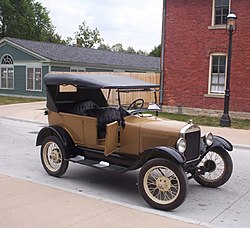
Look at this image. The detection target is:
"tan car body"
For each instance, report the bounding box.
[48,110,182,156]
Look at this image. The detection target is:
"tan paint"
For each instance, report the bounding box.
[104,121,119,156]
[139,119,182,152]
[48,110,184,156]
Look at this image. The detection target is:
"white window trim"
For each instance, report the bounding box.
[207,53,227,96]
[0,54,15,90]
[0,65,15,90]
[26,65,43,92]
[209,0,231,29]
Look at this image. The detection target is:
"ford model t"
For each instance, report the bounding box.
[36,73,233,211]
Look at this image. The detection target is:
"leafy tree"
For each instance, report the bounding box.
[136,49,148,55]
[126,46,136,54]
[111,43,124,52]
[97,43,111,51]
[149,44,161,57]
[0,0,62,43]
[75,21,103,48]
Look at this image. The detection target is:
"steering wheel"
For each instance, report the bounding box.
[127,98,144,110]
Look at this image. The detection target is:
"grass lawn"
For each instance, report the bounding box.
[153,112,250,130]
[0,96,45,105]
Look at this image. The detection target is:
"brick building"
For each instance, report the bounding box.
[162,0,250,118]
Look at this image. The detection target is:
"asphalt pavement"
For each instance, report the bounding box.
[0,101,249,228]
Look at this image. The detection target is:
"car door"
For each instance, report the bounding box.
[104,121,119,156]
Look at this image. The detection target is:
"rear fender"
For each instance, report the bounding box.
[130,146,186,170]
[36,126,75,157]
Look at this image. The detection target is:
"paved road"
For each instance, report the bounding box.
[0,118,250,227]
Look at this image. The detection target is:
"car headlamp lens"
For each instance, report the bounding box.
[205,132,213,146]
[177,138,187,153]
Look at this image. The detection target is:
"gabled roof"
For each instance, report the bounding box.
[1,37,160,71]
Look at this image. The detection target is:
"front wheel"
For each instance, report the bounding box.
[138,158,188,211]
[41,136,69,177]
[194,149,233,188]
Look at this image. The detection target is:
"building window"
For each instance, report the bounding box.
[213,0,230,25]
[209,54,227,94]
[0,54,14,89]
[26,67,42,91]
[1,54,14,64]
[1,67,14,89]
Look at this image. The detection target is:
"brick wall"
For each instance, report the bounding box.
[163,0,250,113]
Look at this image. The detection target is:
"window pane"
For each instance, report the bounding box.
[219,66,225,73]
[210,55,226,94]
[27,68,34,79]
[212,56,219,65]
[212,75,218,83]
[218,85,225,93]
[211,85,218,93]
[215,0,223,7]
[219,75,225,84]
[8,68,14,88]
[35,68,41,90]
[213,65,218,73]
[27,68,34,90]
[1,68,7,88]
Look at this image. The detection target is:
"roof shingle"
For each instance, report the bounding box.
[4,37,160,71]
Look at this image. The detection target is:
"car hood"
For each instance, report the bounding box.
[138,117,185,151]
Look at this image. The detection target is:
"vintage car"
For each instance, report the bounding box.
[36,73,233,211]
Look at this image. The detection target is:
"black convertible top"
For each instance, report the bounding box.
[44,73,160,89]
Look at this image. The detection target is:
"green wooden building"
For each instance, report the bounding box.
[0,37,160,97]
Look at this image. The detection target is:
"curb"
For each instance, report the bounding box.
[233,144,250,150]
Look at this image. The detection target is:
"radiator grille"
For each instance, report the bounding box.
[184,130,200,161]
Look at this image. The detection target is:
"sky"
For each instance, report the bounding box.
[38,0,163,52]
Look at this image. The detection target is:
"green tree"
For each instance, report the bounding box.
[111,43,124,52]
[75,21,103,48]
[126,46,136,54]
[0,0,62,43]
[97,43,111,51]
[149,44,161,57]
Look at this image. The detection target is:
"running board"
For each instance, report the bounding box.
[69,156,129,173]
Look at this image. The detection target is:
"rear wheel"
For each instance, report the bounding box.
[194,149,233,188]
[138,158,188,211]
[41,136,69,177]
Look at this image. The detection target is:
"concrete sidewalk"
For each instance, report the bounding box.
[0,101,249,227]
[0,174,203,228]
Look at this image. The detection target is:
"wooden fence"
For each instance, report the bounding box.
[84,72,160,106]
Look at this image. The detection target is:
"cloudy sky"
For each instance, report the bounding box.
[38,0,163,52]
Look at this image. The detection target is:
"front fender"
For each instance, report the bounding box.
[130,146,186,170]
[209,135,233,151]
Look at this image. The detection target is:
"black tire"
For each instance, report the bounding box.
[138,158,188,211]
[194,149,233,188]
[41,136,69,177]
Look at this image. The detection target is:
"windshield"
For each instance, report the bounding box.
[103,88,161,111]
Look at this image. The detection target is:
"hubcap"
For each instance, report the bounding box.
[156,176,171,191]
[43,141,62,172]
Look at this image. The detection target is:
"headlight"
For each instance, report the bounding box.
[204,132,213,146]
[176,138,187,153]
